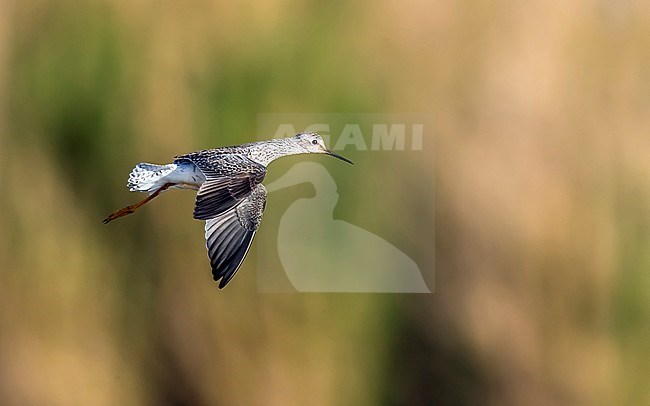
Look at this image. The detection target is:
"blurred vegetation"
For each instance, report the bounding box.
[1,0,648,405]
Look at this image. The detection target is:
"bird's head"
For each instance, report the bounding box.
[292,132,354,164]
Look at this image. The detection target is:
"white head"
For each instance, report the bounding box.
[290,132,354,164]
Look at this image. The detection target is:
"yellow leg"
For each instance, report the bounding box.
[103,183,173,224]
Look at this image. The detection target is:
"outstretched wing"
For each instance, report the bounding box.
[175,153,266,220]
[204,184,267,289]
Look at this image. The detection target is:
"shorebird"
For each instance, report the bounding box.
[103,132,353,288]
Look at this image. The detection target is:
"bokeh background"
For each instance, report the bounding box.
[1,0,648,404]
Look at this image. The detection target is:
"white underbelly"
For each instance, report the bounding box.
[165,161,207,190]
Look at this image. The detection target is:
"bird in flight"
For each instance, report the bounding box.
[103,132,353,288]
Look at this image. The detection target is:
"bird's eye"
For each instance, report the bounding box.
[311,140,318,145]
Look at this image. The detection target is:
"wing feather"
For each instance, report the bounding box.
[175,154,266,220]
[204,185,267,288]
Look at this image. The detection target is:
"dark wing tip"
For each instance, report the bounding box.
[210,229,256,289]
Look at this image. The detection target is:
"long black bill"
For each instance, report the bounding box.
[326,150,354,165]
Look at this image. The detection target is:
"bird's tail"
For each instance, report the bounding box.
[127,163,176,193]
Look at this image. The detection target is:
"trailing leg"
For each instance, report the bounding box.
[103,183,173,224]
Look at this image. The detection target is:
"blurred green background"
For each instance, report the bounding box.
[1,0,649,404]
